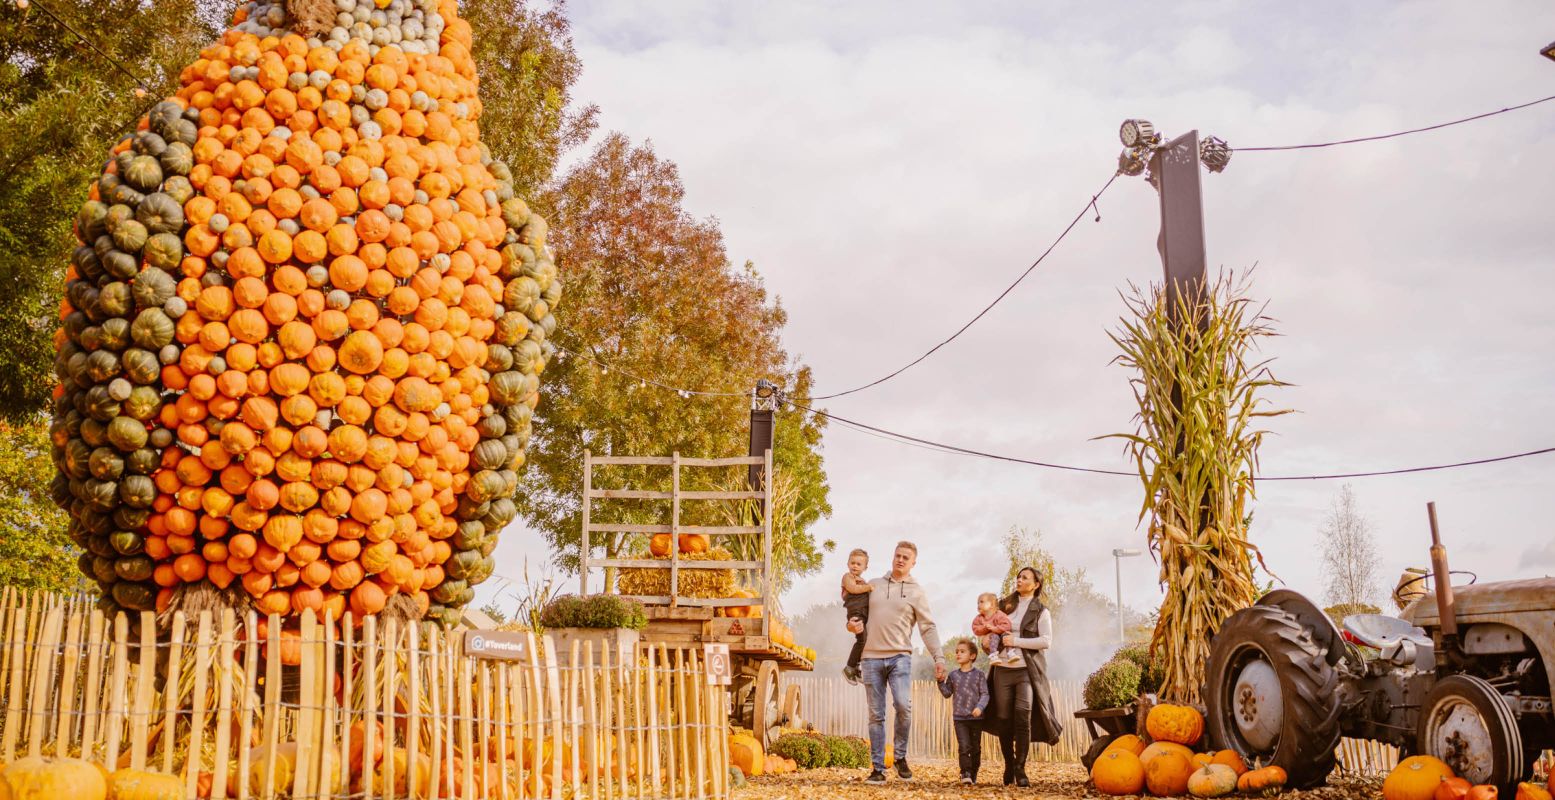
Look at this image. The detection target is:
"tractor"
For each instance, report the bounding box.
[1203,503,1554,790]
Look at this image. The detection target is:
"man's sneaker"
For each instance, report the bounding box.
[894,759,913,781]
[842,665,861,685]
[865,770,886,785]
[960,774,973,785]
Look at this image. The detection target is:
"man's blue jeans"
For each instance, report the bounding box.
[862,654,912,771]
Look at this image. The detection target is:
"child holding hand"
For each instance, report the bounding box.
[938,639,990,784]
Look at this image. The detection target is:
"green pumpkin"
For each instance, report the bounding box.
[482,497,517,530]
[63,439,92,479]
[125,448,158,475]
[110,218,149,253]
[131,308,175,349]
[537,313,556,338]
[113,555,154,582]
[159,142,194,177]
[452,521,485,551]
[493,312,529,346]
[76,201,109,242]
[123,155,164,192]
[455,496,490,521]
[136,192,184,235]
[499,199,530,231]
[166,118,197,147]
[489,371,526,405]
[88,447,124,480]
[85,350,121,383]
[102,249,140,280]
[145,233,184,272]
[472,439,508,471]
[91,556,119,585]
[97,318,131,351]
[542,275,563,308]
[123,385,160,420]
[518,215,547,247]
[111,582,156,612]
[475,412,506,438]
[96,281,133,318]
[106,416,148,452]
[148,101,183,134]
[78,418,108,448]
[122,348,160,384]
[81,479,118,511]
[131,268,177,309]
[524,298,549,324]
[161,174,195,206]
[109,530,145,556]
[502,276,540,314]
[72,246,105,281]
[429,578,469,605]
[133,131,167,157]
[485,344,513,373]
[108,182,145,207]
[113,505,150,529]
[104,203,134,232]
[118,475,155,508]
[464,470,506,503]
[478,537,498,559]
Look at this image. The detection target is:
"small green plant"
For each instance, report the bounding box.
[538,594,648,631]
[1111,643,1166,695]
[767,733,869,769]
[1083,658,1142,710]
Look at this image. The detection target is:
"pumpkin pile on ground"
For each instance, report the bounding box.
[51,0,558,631]
[1091,705,1288,798]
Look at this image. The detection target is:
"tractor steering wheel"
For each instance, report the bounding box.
[1396,570,1478,597]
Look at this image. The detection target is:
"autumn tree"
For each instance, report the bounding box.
[521,132,830,581]
[0,418,80,592]
[1321,484,1380,614]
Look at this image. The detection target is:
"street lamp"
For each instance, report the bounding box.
[1111,548,1144,643]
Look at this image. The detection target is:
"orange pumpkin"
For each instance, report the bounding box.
[1092,749,1146,796]
[1384,757,1455,800]
[1144,750,1194,796]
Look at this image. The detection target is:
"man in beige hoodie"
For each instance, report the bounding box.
[845,541,945,784]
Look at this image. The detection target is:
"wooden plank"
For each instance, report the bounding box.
[235,611,257,800]
[26,606,63,757]
[360,615,378,800]
[460,639,477,800]
[129,611,156,771]
[338,613,355,800]
[564,640,580,800]
[55,606,84,755]
[589,559,765,571]
[1,592,31,762]
[318,612,338,796]
[80,609,106,759]
[588,489,673,500]
[542,633,564,800]
[679,525,763,535]
[680,491,763,501]
[587,456,675,466]
[495,662,512,800]
[617,595,768,607]
[427,625,446,800]
[672,649,690,798]
[380,618,399,800]
[407,621,421,800]
[643,607,714,621]
[581,451,592,594]
[291,610,315,799]
[209,610,234,799]
[186,612,214,799]
[676,456,763,467]
[445,630,461,800]
[581,642,598,800]
[478,659,494,800]
[259,614,282,800]
[103,614,129,776]
[644,646,662,796]
[160,611,187,773]
[688,650,705,800]
[522,631,544,800]
[584,523,669,535]
[762,447,774,633]
[631,646,644,800]
[610,643,627,800]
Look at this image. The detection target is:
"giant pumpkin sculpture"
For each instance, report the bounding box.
[51,0,557,629]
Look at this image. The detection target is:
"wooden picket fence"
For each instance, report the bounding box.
[790,675,1402,776]
[0,588,731,799]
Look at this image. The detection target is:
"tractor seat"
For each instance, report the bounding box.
[1343,614,1435,669]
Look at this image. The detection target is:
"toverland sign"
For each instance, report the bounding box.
[463,630,532,662]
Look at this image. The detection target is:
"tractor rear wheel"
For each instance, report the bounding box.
[1205,605,1342,788]
[1418,675,1525,789]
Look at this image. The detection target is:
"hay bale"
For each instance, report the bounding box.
[618,549,735,598]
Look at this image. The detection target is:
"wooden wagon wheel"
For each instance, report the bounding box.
[781,683,803,729]
[751,660,782,749]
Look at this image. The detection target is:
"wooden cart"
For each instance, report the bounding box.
[578,450,812,749]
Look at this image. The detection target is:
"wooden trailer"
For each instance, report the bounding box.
[578,450,812,749]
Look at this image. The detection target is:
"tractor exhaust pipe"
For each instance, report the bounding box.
[1426,502,1458,663]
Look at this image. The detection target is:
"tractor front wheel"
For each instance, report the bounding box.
[1418,675,1525,789]
[1205,605,1342,789]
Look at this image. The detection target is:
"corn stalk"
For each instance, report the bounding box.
[1105,271,1290,705]
[713,469,803,620]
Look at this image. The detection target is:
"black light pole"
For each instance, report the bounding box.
[1116,120,1231,307]
[748,380,779,490]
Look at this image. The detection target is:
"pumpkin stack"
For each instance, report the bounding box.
[51,0,558,629]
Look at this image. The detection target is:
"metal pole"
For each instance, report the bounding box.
[1150,130,1209,312]
[1115,553,1124,643]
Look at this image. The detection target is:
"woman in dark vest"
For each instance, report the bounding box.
[984,566,1063,786]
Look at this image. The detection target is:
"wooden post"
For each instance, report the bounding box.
[761,447,774,634]
[670,452,680,607]
[581,449,592,595]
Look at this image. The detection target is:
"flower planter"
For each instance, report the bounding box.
[547,627,640,667]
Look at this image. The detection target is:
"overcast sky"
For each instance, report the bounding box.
[486,0,1555,647]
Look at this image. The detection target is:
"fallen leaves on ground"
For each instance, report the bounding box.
[737,759,1386,800]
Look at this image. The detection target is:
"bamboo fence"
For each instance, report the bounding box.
[0,588,731,800]
[789,675,1403,777]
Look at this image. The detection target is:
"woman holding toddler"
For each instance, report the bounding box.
[975,566,1063,787]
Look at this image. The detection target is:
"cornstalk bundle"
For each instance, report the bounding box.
[1107,272,1289,704]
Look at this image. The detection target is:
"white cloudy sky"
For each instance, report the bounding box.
[486,1,1555,643]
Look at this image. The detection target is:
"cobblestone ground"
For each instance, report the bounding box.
[736,759,1386,800]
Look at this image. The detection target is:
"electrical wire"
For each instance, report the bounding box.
[778,397,1555,481]
[810,172,1119,400]
[1236,93,1555,152]
[22,0,156,95]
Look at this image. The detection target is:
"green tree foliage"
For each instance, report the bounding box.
[0,418,80,592]
[524,132,830,580]
[461,0,596,199]
[0,0,222,421]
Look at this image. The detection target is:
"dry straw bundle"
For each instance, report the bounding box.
[616,549,735,598]
[1107,271,1289,705]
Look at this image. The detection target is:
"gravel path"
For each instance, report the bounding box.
[737,759,1385,800]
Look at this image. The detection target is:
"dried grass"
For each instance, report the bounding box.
[1105,271,1290,704]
